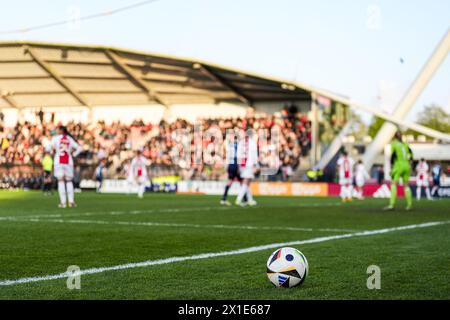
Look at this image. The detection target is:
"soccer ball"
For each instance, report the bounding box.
[266,247,308,288]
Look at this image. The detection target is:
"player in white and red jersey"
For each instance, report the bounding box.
[50,126,82,208]
[235,130,259,206]
[415,158,432,200]
[128,149,150,198]
[337,150,355,202]
[124,159,133,195]
[354,160,370,200]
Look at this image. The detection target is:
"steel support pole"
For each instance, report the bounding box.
[363,28,450,169]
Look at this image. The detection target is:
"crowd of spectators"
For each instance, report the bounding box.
[0,109,312,186]
[0,172,44,190]
[0,169,82,191]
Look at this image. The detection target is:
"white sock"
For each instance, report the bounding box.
[138,184,145,197]
[237,184,248,202]
[343,186,349,198]
[66,181,74,204]
[425,187,431,200]
[246,186,254,202]
[431,186,437,196]
[58,181,67,205]
[348,186,353,198]
[417,187,421,200]
[340,186,346,199]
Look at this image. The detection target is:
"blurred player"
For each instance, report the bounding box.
[95,159,106,193]
[129,149,150,198]
[384,131,413,211]
[123,159,133,194]
[221,132,243,206]
[415,158,432,200]
[235,130,258,207]
[430,162,442,198]
[41,150,53,195]
[354,159,370,200]
[337,150,354,202]
[51,125,82,208]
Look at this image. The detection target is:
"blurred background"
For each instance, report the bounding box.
[0,0,448,195]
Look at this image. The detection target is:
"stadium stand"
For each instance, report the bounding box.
[0,41,369,190]
[0,108,312,189]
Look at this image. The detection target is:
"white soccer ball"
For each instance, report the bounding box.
[266,247,308,288]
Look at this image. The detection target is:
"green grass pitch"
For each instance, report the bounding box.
[0,191,449,299]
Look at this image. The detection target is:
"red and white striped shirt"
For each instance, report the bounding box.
[51,134,81,166]
[337,156,355,180]
[237,136,258,169]
[416,161,429,180]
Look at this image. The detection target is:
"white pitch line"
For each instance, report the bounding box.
[0,202,342,220]
[0,206,224,220]
[0,220,448,287]
[0,216,359,233]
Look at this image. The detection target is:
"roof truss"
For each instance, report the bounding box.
[194,63,251,105]
[0,41,313,109]
[0,90,20,108]
[23,45,91,108]
[105,50,168,107]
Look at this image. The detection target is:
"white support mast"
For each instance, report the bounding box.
[363,28,450,169]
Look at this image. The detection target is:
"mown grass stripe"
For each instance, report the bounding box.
[0,220,448,287]
[0,217,360,233]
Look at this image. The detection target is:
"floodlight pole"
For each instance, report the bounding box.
[363,28,450,170]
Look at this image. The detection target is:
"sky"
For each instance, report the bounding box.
[0,0,449,123]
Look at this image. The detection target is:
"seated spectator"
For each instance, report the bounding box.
[0,112,312,184]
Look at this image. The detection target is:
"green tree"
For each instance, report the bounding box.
[347,110,369,141]
[415,104,450,133]
[368,116,385,138]
[368,104,449,140]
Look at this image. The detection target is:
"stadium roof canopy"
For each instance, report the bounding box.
[0,41,342,109]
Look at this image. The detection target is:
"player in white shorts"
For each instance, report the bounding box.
[337,150,355,202]
[129,149,150,198]
[235,130,259,206]
[415,158,432,200]
[51,126,82,208]
[354,160,370,200]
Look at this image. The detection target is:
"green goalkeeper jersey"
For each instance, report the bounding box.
[391,139,412,165]
[42,155,53,172]
[389,138,414,209]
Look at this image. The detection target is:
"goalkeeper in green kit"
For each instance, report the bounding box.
[384,131,413,211]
